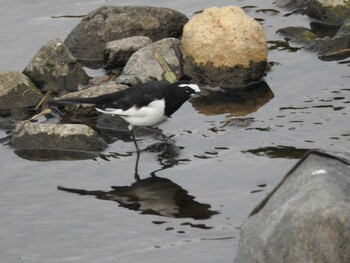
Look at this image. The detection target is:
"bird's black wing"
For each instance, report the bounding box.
[101,81,168,110]
[48,81,169,109]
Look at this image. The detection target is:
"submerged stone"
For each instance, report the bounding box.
[277,26,318,44]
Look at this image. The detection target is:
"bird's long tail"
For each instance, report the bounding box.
[47,97,97,106]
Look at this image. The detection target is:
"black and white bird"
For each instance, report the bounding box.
[49,80,201,151]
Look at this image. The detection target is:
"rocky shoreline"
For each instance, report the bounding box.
[0,5,270,155]
[0,2,349,262]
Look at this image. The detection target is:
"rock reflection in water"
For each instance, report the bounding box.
[191,81,274,116]
[14,148,101,161]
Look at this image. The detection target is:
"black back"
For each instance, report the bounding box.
[50,80,197,117]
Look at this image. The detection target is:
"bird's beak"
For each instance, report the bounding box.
[190,91,202,98]
[190,84,203,98]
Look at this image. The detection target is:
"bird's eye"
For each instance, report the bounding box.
[185,87,193,93]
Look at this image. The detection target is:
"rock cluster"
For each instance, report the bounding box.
[307,0,350,25]
[0,5,269,158]
[276,0,350,61]
[63,6,188,67]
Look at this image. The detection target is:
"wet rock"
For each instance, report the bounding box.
[307,0,350,25]
[336,15,350,36]
[10,121,107,151]
[51,83,128,120]
[308,34,350,60]
[89,70,123,86]
[181,6,268,88]
[96,114,129,132]
[104,36,152,70]
[277,26,318,45]
[63,6,188,67]
[0,71,43,110]
[23,38,90,96]
[277,22,350,61]
[309,21,341,39]
[115,75,158,86]
[274,0,308,9]
[235,151,350,263]
[116,38,182,85]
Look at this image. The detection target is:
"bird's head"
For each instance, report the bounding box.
[177,83,201,98]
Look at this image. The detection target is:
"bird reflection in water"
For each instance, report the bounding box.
[58,151,218,219]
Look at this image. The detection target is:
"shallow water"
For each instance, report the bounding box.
[0,0,349,262]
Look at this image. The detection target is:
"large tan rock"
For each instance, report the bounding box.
[181,6,268,88]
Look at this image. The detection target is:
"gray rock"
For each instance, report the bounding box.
[308,34,350,60]
[115,75,158,86]
[277,26,318,45]
[10,121,107,151]
[235,151,350,263]
[63,6,188,67]
[116,38,182,85]
[0,71,43,110]
[277,23,350,61]
[181,6,268,88]
[274,0,308,9]
[23,38,90,95]
[104,36,153,70]
[336,15,350,36]
[307,0,350,25]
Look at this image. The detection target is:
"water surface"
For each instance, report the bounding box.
[0,0,349,262]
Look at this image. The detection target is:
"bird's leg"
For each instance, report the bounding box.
[131,129,141,153]
[134,149,141,181]
[129,125,140,153]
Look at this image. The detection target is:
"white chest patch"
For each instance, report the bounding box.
[96,99,167,127]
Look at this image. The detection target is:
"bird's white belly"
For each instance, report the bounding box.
[97,99,168,127]
[122,110,168,127]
